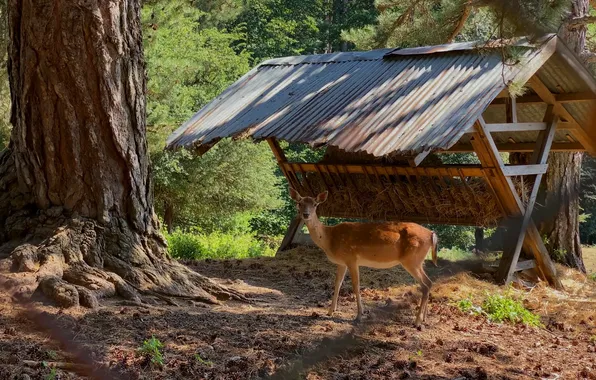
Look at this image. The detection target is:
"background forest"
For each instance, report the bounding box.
[1,0,596,262]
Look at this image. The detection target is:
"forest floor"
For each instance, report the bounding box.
[0,247,595,380]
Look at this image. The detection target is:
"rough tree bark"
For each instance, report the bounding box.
[540,0,588,273]
[0,0,244,308]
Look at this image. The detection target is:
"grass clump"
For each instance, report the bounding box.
[588,273,596,282]
[139,336,164,367]
[165,229,275,260]
[481,293,542,327]
[454,291,542,327]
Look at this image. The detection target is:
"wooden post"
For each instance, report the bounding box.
[470,116,562,289]
[277,216,303,254]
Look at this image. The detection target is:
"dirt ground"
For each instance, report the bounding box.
[0,247,595,380]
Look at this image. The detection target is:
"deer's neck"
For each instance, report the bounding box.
[304,213,330,251]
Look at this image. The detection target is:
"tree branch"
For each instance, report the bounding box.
[447,5,473,43]
[567,15,596,29]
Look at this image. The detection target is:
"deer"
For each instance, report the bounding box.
[289,188,438,328]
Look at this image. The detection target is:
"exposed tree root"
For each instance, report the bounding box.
[0,209,248,308]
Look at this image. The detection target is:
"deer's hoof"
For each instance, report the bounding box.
[327,309,335,317]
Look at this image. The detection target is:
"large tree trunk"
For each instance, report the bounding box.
[0,0,243,308]
[541,0,588,273]
[541,152,586,272]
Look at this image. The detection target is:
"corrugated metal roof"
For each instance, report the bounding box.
[166,35,593,156]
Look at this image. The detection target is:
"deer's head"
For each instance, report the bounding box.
[289,188,328,222]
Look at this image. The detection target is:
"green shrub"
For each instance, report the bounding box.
[436,247,474,261]
[139,336,164,367]
[481,293,542,327]
[165,229,275,260]
[589,273,596,281]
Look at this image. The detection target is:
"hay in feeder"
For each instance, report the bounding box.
[292,169,531,227]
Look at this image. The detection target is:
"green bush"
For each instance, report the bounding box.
[165,229,275,260]
[481,293,542,327]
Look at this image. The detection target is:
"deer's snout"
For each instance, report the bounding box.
[302,213,310,219]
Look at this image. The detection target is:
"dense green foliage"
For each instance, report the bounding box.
[143,0,281,234]
[165,228,276,260]
[153,139,282,231]
[234,0,377,63]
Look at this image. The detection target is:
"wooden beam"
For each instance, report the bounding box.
[277,216,303,254]
[465,122,546,134]
[515,259,536,272]
[506,97,517,124]
[464,122,574,134]
[267,138,287,163]
[443,142,584,153]
[502,164,548,177]
[528,76,596,153]
[281,162,486,178]
[491,92,596,105]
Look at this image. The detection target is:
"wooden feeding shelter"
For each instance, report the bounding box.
[167,35,596,289]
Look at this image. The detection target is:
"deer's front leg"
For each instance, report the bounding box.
[347,263,363,322]
[328,265,347,316]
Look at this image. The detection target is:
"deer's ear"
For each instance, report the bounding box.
[316,191,328,204]
[289,187,302,202]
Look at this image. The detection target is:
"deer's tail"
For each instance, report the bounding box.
[431,232,438,267]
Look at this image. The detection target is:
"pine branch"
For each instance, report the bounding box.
[567,15,596,29]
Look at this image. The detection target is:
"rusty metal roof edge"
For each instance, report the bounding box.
[259,48,394,66]
[385,34,556,57]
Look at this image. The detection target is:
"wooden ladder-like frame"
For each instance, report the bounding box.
[470,104,562,289]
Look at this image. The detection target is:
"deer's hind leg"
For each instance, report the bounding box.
[420,270,433,322]
[402,250,433,328]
